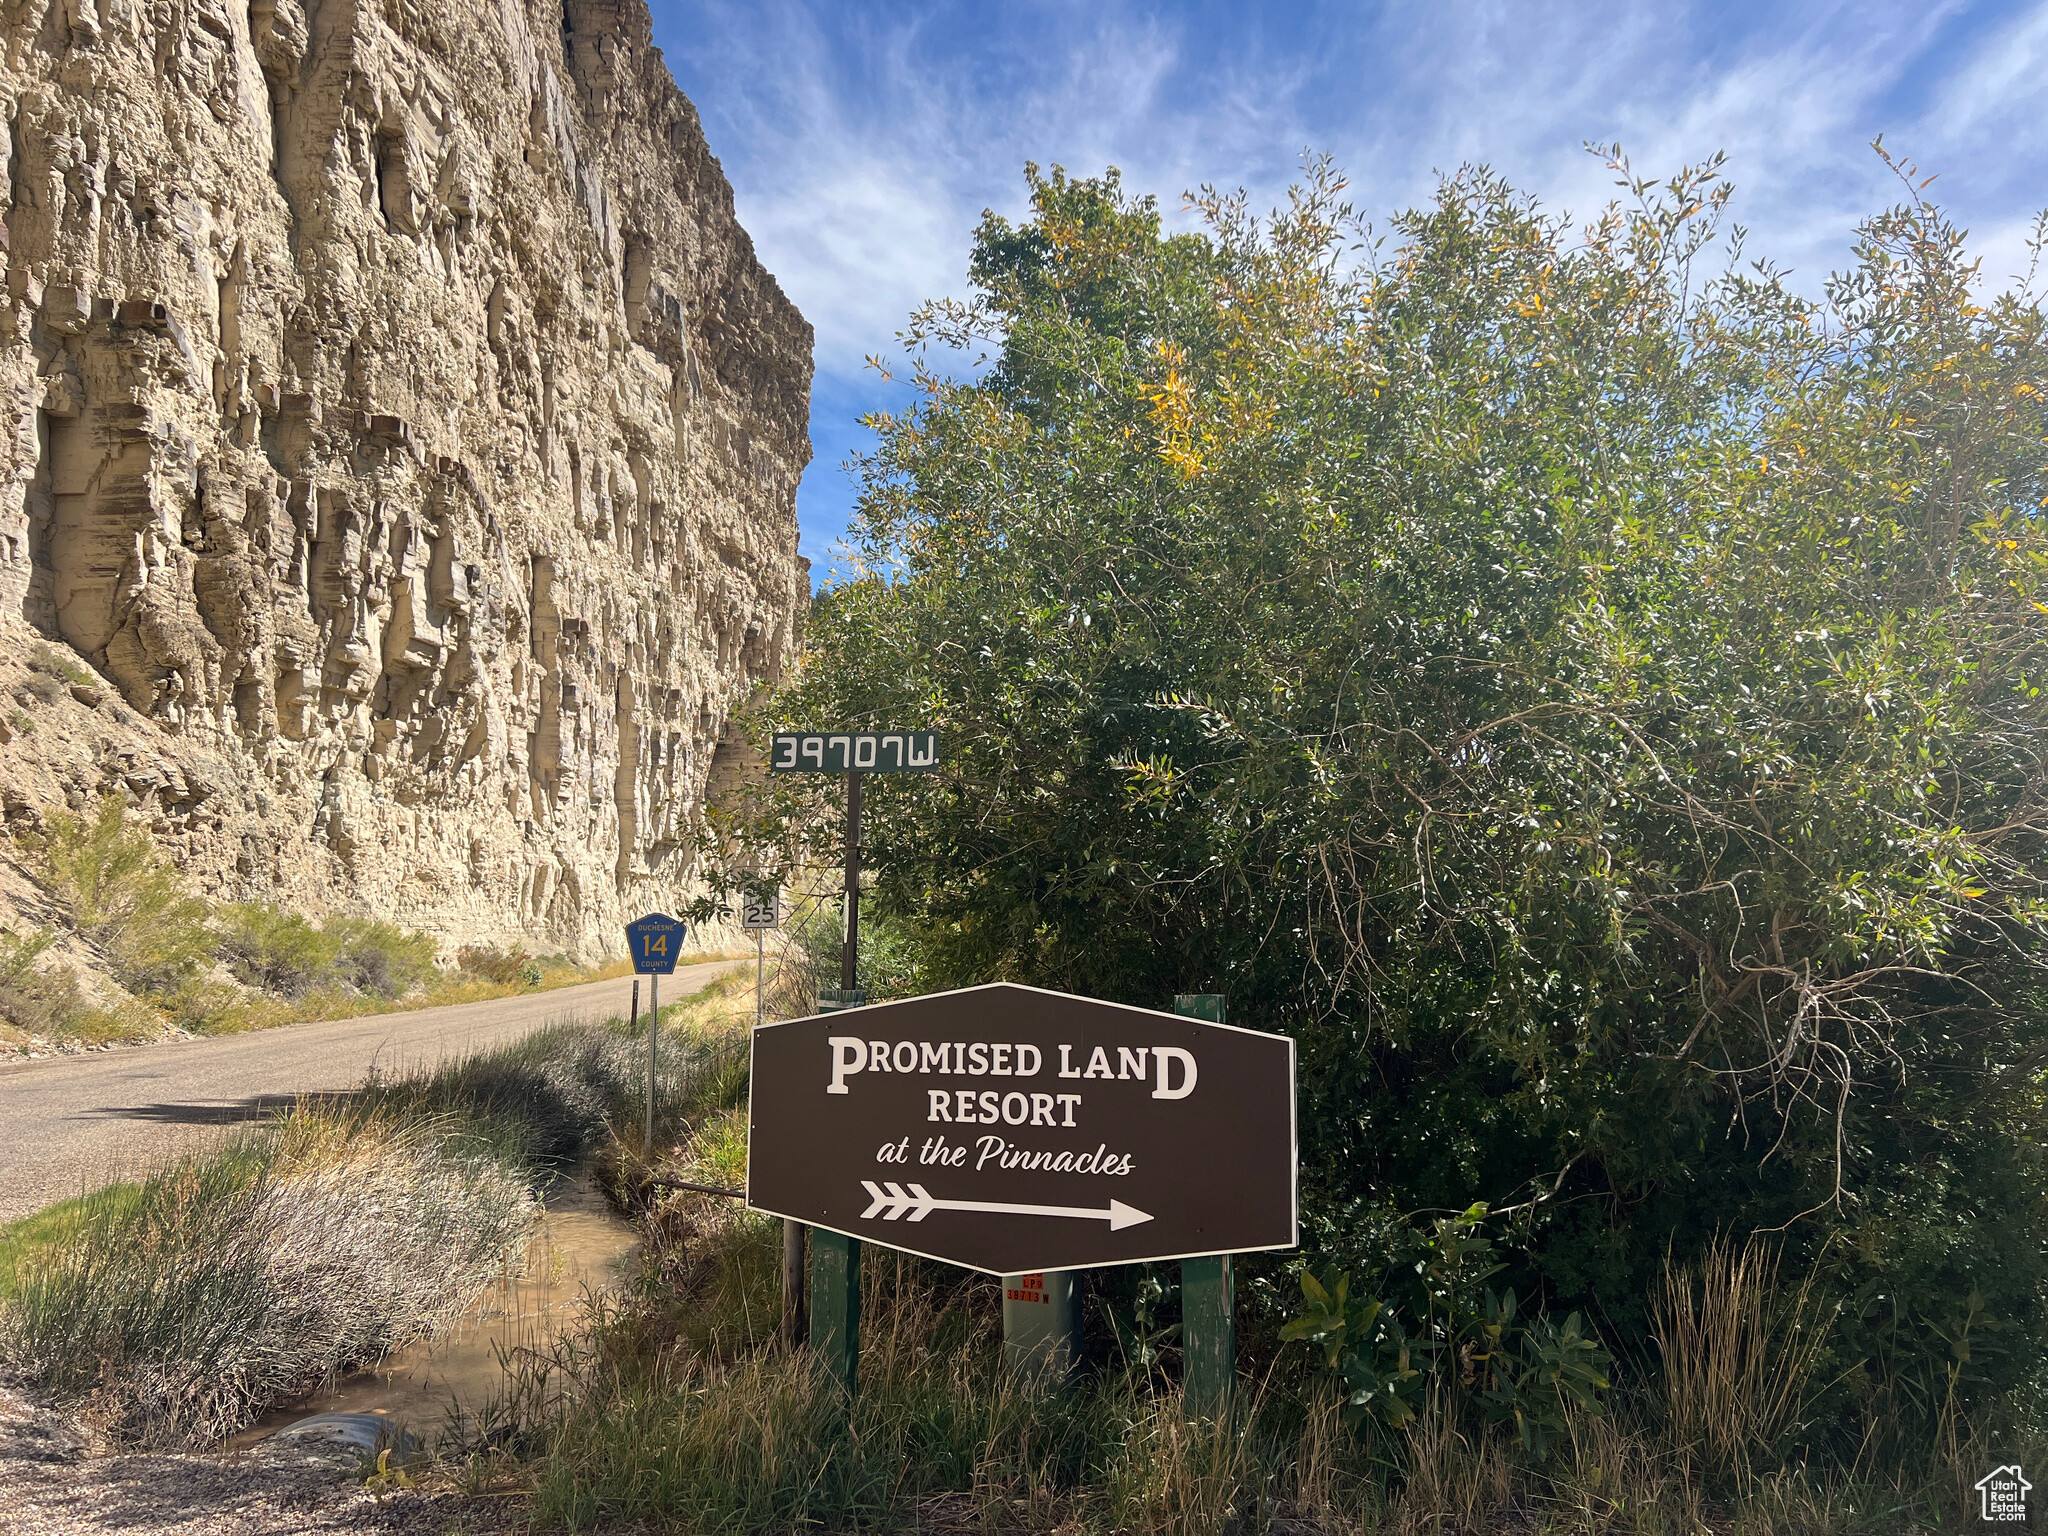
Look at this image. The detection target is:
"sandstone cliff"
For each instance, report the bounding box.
[0,0,810,955]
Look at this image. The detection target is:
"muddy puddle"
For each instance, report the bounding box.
[229,1169,637,1452]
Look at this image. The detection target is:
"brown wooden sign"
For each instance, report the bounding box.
[746,983,1297,1275]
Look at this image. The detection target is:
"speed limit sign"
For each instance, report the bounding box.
[742,888,781,930]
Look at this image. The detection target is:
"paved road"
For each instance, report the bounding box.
[0,960,741,1222]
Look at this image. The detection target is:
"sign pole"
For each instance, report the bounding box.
[623,911,686,1158]
[842,769,862,992]
[782,1218,807,1349]
[740,885,803,1346]
[630,977,644,1145]
[1176,992,1235,1421]
[818,777,863,1394]
[810,1226,861,1394]
[645,969,660,1151]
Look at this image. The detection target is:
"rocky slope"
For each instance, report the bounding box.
[0,0,809,955]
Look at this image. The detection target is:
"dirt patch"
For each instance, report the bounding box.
[0,1387,525,1536]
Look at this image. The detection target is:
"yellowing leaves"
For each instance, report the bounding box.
[1144,343,1204,480]
[1140,341,1277,482]
[1513,264,1555,319]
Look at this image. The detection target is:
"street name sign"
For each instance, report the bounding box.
[626,911,686,975]
[746,982,1296,1275]
[770,731,939,774]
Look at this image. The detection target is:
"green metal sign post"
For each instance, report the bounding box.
[809,1226,862,1392]
[811,978,865,1391]
[1175,992,1235,1421]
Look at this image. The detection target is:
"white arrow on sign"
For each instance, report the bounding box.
[860,1180,1154,1231]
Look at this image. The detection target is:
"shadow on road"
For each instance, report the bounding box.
[79,1090,363,1125]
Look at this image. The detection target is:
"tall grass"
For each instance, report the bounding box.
[509,1228,1316,1535]
[485,1156,2038,1535]
[0,979,749,1449]
[1652,1235,1833,1497]
[1,1110,530,1446]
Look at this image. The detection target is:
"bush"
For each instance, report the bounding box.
[162,977,294,1036]
[1281,1205,1612,1458]
[27,643,90,688]
[214,905,341,998]
[780,901,921,1003]
[457,944,543,989]
[324,917,438,998]
[752,153,2048,1441]
[215,906,437,1002]
[20,671,65,705]
[31,797,212,994]
[0,929,129,1043]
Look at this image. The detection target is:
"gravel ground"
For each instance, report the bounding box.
[0,1388,527,1536]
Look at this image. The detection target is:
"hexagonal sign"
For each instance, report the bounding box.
[746,983,1297,1275]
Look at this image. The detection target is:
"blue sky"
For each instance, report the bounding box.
[643,0,2048,585]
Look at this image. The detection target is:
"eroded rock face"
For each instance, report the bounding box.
[0,0,809,953]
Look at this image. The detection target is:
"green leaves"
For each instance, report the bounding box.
[1280,1266,1420,1427]
[32,797,212,993]
[749,150,2048,1426]
[1282,1212,1615,1455]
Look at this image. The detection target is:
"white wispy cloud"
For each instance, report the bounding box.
[1932,0,2048,143]
[647,0,2048,567]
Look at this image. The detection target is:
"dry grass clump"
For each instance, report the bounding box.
[1651,1235,1832,1499]
[456,943,547,988]
[0,1110,530,1446]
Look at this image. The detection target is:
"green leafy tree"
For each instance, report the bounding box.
[739,149,2048,1430]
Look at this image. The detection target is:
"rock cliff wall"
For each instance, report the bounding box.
[0,0,809,955]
